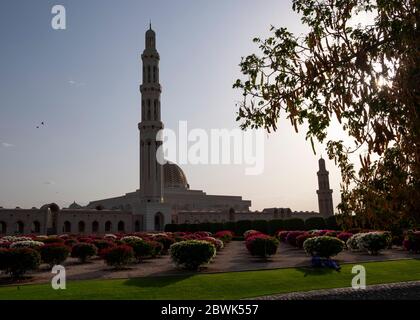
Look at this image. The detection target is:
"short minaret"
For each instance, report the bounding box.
[138,24,164,203]
[316,157,334,216]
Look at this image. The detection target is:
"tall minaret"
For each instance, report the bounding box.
[138,24,163,203]
[316,157,334,216]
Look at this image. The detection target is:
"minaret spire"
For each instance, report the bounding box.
[316,157,334,216]
[138,25,163,203]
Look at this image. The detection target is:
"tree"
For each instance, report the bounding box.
[234,0,419,230]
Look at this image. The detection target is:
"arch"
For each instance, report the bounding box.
[153,100,158,120]
[16,221,24,234]
[92,221,99,233]
[32,221,41,234]
[49,203,60,212]
[154,212,164,231]
[135,215,144,232]
[153,66,157,83]
[63,221,71,233]
[118,221,125,232]
[78,221,85,233]
[105,221,112,233]
[0,221,6,234]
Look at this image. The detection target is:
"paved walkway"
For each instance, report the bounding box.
[0,241,418,285]
[250,280,420,300]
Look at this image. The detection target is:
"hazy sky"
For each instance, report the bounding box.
[0,0,343,212]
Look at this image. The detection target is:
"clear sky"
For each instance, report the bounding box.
[0,0,342,212]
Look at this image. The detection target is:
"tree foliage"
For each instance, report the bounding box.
[234,0,419,229]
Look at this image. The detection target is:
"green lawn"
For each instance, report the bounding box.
[0,259,419,300]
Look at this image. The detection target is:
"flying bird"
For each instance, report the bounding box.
[36,121,45,128]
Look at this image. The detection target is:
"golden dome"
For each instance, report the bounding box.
[163,162,189,190]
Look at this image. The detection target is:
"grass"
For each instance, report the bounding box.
[0,259,419,300]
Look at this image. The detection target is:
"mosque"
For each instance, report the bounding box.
[0,26,334,236]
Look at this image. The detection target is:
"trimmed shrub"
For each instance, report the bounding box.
[347,232,389,255]
[0,241,11,248]
[234,220,252,236]
[164,224,178,232]
[303,236,345,258]
[277,231,290,242]
[0,248,41,278]
[196,223,212,233]
[39,244,70,267]
[283,218,305,231]
[170,240,216,270]
[41,237,65,245]
[214,230,234,243]
[104,234,117,240]
[77,237,93,243]
[92,239,115,253]
[0,248,10,271]
[71,243,97,263]
[251,220,268,234]
[149,240,164,257]
[243,230,262,239]
[200,237,224,251]
[346,233,365,251]
[337,232,353,243]
[10,240,44,249]
[296,233,314,249]
[209,223,224,234]
[358,232,390,255]
[102,245,134,269]
[152,235,176,254]
[121,236,142,243]
[268,220,284,235]
[286,231,306,246]
[305,217,326,231]
[64,238,78,247]
[194,231,212,238]
[223,222,236,233]
[325,231,339,237]
[1,236,32,243]
[246,235,279,258]
[131,240,154,261]
[403,231,420,253]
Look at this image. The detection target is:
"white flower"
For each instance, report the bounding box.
[10,240,45,249]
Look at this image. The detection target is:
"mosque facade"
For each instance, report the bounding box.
[0,27,334,236]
